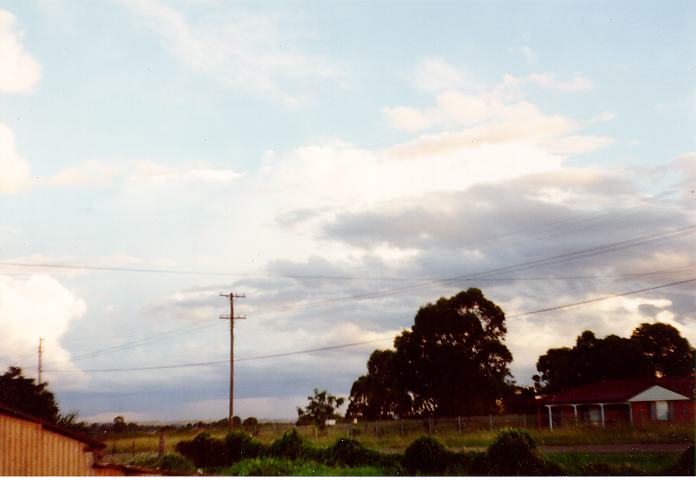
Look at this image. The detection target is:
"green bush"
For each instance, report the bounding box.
[663,445,695,476]
[403,436,451,474]
[222,431,265,463]
[580,462,641,476]
[266,429,320,461]
[175,431,264,468]
[223,457,296,476]
[324,437,380,467]
[129,452,159,467]
[156,453,196,473]
[242,417,259,434]
[479,428,563,475]
[175,432,227,468]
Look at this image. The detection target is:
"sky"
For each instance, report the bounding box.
[0,0,695,422]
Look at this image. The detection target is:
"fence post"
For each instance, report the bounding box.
[400,420,404,435]
[489,414,493,431]
[457,416,462,434]
[158,431,165,457]
[428,417,432,435]
[131,440,135,459]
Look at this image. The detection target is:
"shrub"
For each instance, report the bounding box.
[222,431,265,463]
[175,432,227,468]
[267,429,320,461]
[580,462,641,476]
[175,431,265,469]
[663,445,695,476]
[223,457,296,476]
[479,428,563,475]
[242,417,259,434]
[403,436,451,475]
[156,453,196,473]
[129,452,159,467]
[324,437,380,467]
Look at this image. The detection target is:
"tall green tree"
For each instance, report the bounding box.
[347,288,513,418]
[0,366,59,421]
[345,350,412,420]
[631,322,695,377]
[296,388,344,432]
[535,322,693,394]
[395,288,512,416]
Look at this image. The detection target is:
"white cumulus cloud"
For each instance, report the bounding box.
[413,57,477,93]
[0,275,87,387]
[0,9,41,94]
[0,124,31,194]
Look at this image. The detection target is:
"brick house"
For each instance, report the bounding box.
[537,376,694,429]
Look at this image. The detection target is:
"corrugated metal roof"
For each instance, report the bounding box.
[539,376,695,405]
[0,402,105,451]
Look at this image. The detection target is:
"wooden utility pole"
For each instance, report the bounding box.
[37,338,44,384]
[220,293,245,429]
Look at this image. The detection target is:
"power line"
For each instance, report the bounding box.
[508,275,696,318]
[45,273,696,375]
[0,187,683,282]
[45,337,392,373]
[62,224,696,362]
[265,224,696,312]
[63,263,696,360]
[70,319,221,361]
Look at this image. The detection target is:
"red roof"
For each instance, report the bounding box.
[540,376,695,405]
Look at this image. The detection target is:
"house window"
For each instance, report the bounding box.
[654,401,669,420]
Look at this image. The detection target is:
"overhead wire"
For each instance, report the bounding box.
[0,185,683,282]
[43,273,696,374]
[44,337,392,373]
[259,223,696,312]
[61,225,696,361]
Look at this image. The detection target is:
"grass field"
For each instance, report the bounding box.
[547,452,680,475]
[212,453,681,476]
[100,420,694,456]
[97,421,692,476]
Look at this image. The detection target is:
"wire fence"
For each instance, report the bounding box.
[253,414,535,440]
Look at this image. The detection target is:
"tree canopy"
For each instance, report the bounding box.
[0,366,59,421]
[631,322,695,377]
[345,349,412,420]
[347,288,513,419]
[534,322,694,393]
[296,388,344,432]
